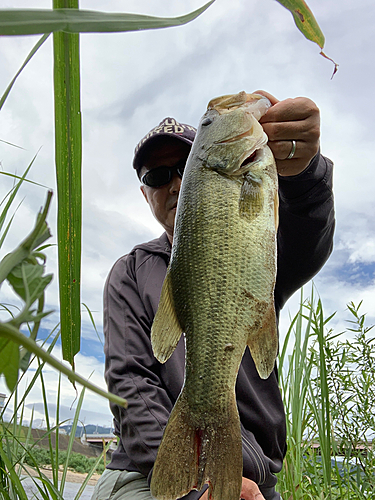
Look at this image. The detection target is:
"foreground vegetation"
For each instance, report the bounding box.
[1,292,374,499]
[277,292,375,499]
[19,447,105,476]
[0,355,107,500]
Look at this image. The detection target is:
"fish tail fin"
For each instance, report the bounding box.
[204,395,243,500]
[150,394,196,500]
[150,393,242,500]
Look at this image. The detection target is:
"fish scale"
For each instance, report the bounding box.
[150,92,279,500]
[174,176,247,414]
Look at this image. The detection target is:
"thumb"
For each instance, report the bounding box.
[252,90,280,106]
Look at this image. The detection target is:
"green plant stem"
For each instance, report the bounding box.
[0,321,127,408]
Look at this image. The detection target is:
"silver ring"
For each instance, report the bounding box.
[286,140,296,160]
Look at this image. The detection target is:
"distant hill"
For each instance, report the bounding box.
[60,424,114,438]
[30,428,101,458]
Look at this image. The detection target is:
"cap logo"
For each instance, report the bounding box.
[134,118,196,154]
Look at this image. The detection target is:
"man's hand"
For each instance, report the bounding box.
[240,477,266,500]
[254,90,320,177]
[200,477,265,500]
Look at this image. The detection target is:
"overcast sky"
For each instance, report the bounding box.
[0,0,374,427]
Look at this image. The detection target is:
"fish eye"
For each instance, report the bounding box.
[201,117,213,126]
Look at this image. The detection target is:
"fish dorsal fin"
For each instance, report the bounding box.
[247,300,278,379]
[239,172,264,222]
[151,269,183,363]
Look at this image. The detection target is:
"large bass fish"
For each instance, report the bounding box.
[150,91,279,500]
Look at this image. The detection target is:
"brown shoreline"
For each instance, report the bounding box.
[22,464,100,486]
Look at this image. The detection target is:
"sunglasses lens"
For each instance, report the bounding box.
[142,167,171,187]
[141,160,186,188]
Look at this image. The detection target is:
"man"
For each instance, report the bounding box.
[92,91,335,500]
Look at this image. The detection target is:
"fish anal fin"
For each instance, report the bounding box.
[151,270,183,364]
[151,393,242,500]
[239,172,264,222]
[247,300,278,379]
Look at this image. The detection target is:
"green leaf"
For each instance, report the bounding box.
[0,2,215,36]
[7,257,53,307]
[0,190,53,384]
[19,293,48,371]
[82,302,102,346]
[0,191,52,286]
[0,171,49,189]
[276,0,338,75]
[0,337,19,392]
[276,0,325,48]
[0,138,25,149]
[53,0,81,366]
[0,443,28,500]
[0,33,49,111]
[60,384,85,492]
[0,158,38,244]
[0,321,127,407]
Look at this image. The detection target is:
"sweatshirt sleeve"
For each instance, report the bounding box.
[104,254,169,474]
[103,253,206,500]
[275,152,335,310]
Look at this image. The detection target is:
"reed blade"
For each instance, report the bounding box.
[0,2,215,36]
[53,0,81,366]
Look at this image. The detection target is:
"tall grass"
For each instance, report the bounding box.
[2,289,373,498]
[277,290,375,499]
[0,330,106,500]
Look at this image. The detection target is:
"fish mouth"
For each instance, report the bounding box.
[225,148,263,179]
[240,150,258,168]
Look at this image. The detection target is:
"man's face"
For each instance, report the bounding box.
[140,138,191,244]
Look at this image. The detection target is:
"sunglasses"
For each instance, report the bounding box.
[141,159,186,188]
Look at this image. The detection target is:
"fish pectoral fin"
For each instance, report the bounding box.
[151,270,183,364]
[247,300,278,379]
[239,172,264,222]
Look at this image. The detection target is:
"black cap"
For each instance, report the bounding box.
[133,117,196,177]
